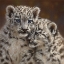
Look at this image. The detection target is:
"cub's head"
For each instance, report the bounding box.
[6,5,40,38]
[28,19,58,48]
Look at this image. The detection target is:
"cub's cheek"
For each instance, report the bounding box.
[34,40,45,47]
[31,25,35,29]
[28,39,44,48]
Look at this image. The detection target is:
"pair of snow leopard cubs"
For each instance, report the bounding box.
[0,5,64,64]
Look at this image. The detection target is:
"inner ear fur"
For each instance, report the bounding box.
[32,7,40,19]
[48,22,57,35]
[6,5,15,18]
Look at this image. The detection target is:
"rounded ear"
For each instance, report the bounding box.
[48,22,57,35]
[32,7,40,19]
[6,5,15,18]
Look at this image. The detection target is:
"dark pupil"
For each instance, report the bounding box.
[28,20,33,23]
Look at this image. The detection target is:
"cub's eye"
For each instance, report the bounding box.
[14,18,21,23]
[28,20,33,23]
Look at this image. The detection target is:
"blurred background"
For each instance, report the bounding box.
[0,0,64,36]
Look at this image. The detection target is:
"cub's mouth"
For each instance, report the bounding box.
[29,41,37,48]
[18,29,29,37]
[27,38,38,48]
[18,30,28,34]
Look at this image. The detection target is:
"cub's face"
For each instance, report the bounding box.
[6,5,40,38]
[28,20,57,48]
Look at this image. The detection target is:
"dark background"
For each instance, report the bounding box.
[0,0,64,36]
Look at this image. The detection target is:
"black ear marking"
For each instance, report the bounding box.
[49,24,55,33]
[48,22,57,35]
[6,5,15,18]
[8,8,14,17]
[32,7,40,19]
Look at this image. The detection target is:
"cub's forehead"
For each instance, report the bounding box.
[14,6,33,18]
[14,6,33,14]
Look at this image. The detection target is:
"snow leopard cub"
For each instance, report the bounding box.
[28,18,64,64]
[0,5,40,64]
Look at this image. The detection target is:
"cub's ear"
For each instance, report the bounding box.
[6,5,15,18]
[32,7,40,19]
[48,22,57,35]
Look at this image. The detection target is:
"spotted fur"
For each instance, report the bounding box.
[28,18,64,64]
[1,5,64,64]
[0,5,40,64]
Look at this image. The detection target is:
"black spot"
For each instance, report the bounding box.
[37,49,44,55]
[47,58,50,61]
[0,53,2,57]
[21,45,24,48]
[43,44,45,46]
[48,48,51,52]
[4,31,8,34]
[38,17,41,19]
[28,50,33,53]
[16,57,17,61]
[53,53,56,55]
[61,55,64,59]
[6,56,9,60]
[1,59,4,62]
[10,58,13,63]
[29,62,33,64]
[23,54,27,57]
[0,45,3,48]
[8,33,13,38]
[58,59,61,64]
[6,27,9,30]
[5,42,11,46]
[40,52,44,55]
[0,50,2,53]
[19,38,25,41]
[31,53,34,57]
[37,49,42,52]
[18,30,22,34]
[1,39,4,42]
[28,50,34,57]
[50,54,54,57]
[4,62,8,64]
[52,46,57,51]
[24,44,28,46]
[53,42,55,44]
[52,59,56,61]
[27,57,30,61]
[21,44,27,48]
[6,51,9,55]
[59,48,64,53]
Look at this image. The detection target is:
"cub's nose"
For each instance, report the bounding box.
[22,29,28,32]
